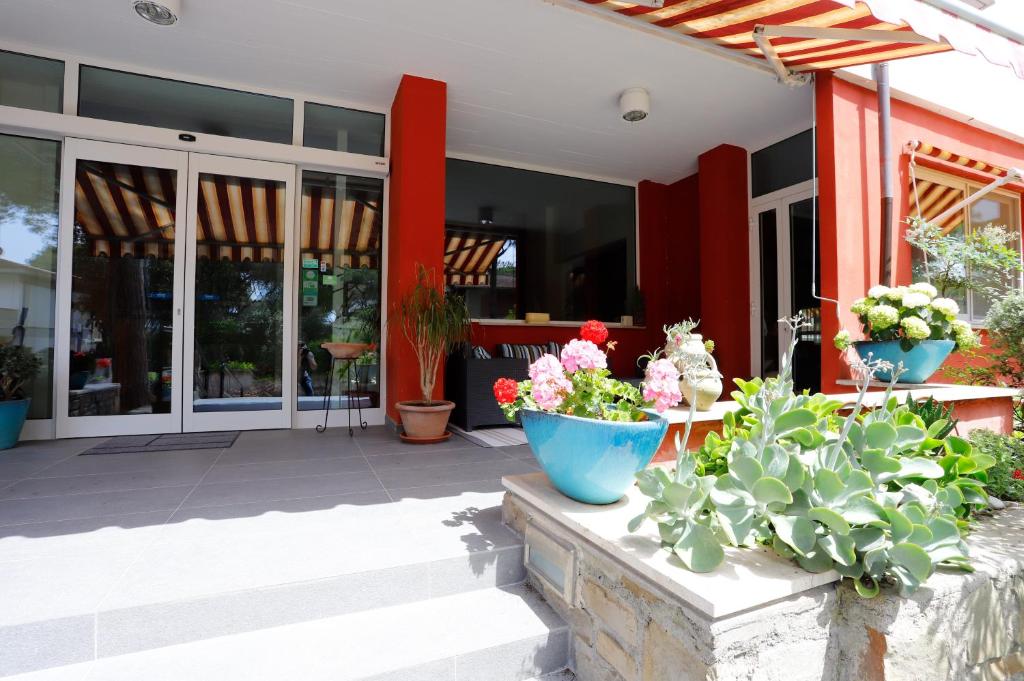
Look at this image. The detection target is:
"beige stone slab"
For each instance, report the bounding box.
[503,472,839,618]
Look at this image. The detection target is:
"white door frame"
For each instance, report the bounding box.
[55,139,189,438]
[182,153,296,432]
[748,179,817,377]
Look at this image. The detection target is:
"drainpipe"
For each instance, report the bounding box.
[873,62,894,287]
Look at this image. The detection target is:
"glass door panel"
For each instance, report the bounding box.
[183,155,294,432]
[56,139,187,438]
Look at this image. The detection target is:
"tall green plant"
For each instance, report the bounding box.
[905,217,1022,299]
[391,265,471,404]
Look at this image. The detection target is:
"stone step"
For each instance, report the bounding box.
[1,492,527,676]
[6,584,569,681]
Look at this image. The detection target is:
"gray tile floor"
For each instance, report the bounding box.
[0,426,538,637]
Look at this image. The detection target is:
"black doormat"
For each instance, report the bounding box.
[81,431,241,455]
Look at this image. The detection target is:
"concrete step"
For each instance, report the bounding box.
[1,491,527,675]
[6,584,569,681]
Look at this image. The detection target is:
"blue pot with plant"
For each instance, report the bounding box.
[0,344,42,450]
[494,320,680,504]
[834,283,979,384]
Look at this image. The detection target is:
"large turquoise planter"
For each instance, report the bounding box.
[519,409,668,505]
[854,340,955,383]
[0,399,30,450]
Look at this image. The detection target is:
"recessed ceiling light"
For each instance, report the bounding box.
[133,0,181,26]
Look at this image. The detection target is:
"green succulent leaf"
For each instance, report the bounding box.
[770,514,817,556]
[808,507,851,535]
[796,548,835,573]
[730,456,764,491]
[854,574,881,598]
[896,457,945,479]
[627,512,646,533]
[841,497,887,525]
[885,508,913,544]
[673,523,725,573]
[774,408,818,435]
[865,422,898,450]
[861,449,902,476]
[818,533,857,567]
[752,477,793,506]
[890,543,932,585]
[850,527,887,552]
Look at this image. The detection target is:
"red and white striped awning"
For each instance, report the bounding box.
[577,0,1024,81]
[444,231,507,286]
[908,140,1017,178]
[74,162,381,268]
[909,175,964,234]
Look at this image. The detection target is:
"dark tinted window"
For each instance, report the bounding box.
[78,66,293,144]
[0,50,63,113]
[751,129,815,198]
[445,159,636,322]
[303,103,385,156]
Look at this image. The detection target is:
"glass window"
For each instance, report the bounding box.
[445,159,637,322]
[909,170,1022,324]
[0,134,60,419]
[78,66,293,144]
[296,171,383,412]
[303,103,385,156]
[751,129,816,198]
[68,159,177,417]
[0,50,63,113]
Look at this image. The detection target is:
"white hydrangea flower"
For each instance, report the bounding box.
[833,329,853,350]
[900,315,931,341]
[930,297,959,318]
[909,282,938,299]
[850,297,874,315]
[868,304,899,330]
[867,285,890,299]
[901,292,932,309]
[883,286,908,301]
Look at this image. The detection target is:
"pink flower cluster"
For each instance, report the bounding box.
[642,358,682,413]
[560,339,608,373]
[528,354,574,411]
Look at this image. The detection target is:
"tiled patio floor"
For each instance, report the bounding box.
[0,426,553,679]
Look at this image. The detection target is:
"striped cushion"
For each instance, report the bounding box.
[498,343,551,362]
[472,345,492,359]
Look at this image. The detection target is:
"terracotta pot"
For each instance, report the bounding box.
[395,400,455,438]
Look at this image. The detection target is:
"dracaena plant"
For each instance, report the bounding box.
[631,316,994,598]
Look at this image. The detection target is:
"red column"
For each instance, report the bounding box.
[697,144,749,388]
[385,75,447,425]
[816,74,843,392]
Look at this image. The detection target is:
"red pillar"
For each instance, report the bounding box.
[385,75,447,424]
[637,180,668,345]
[816,74,843,393]
[697,144,749,388]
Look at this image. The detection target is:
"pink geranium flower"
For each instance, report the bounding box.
[560,339,608,373]
[528,353,573,411]
[642,358,682,413]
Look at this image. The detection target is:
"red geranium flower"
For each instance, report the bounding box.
[580,320,609,345]
[493,378,519,405]
[1013,469,1024,481]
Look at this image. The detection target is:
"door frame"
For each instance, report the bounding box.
[748,179,817,378]
[182,153,296,433]
[54,138,190,438]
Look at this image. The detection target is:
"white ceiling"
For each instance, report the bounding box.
[0,0,813,183]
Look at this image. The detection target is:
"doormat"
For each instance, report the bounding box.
[449,425,528,448]
[81,431,241,455]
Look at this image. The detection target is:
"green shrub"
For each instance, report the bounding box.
[225,360,255,373]
[0,344,41,401]
[969,429,1024,502]
[633,320,993,598]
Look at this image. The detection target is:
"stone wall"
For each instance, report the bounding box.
[504,493,1024,681]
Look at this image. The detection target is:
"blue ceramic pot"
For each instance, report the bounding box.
[854,340,955,383]
[519,409,668,505]
[0,399,30,450]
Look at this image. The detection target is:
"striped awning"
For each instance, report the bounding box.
[74,162,381,268]
[444,231,507,286]
[908,140,1016,179]
[910,175,964,234]
[577,0,1024,81]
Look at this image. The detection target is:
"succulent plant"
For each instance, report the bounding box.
[632,316,994,598]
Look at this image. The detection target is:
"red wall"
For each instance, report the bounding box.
[385,75,447,422]
[469,174,701,377]
[816,73,1024,391]
[697,144,750,387]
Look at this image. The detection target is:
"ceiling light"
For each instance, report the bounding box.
[133,0,181,26]
[619,88,650,123]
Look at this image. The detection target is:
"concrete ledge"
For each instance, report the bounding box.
[503,471,1024,681]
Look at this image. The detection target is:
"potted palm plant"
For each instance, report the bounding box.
[0,344,41,450]
[391,265,471,441]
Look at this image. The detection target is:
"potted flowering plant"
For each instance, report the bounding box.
[493,320,682,504]
[833,282,980,383]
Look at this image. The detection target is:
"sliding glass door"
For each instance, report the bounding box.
[55,140,294,437]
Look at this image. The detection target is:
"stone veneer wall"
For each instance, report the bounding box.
[503,494,1024,681]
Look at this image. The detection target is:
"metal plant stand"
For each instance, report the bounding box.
[316,342,370,436]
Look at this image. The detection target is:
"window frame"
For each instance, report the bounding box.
[909,165,1024,325]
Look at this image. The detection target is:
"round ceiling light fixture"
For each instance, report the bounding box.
[133,0,181,26]
[619,87,650,122]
